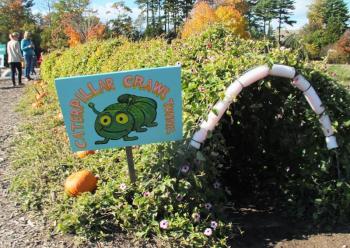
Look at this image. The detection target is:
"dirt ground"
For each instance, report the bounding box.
[0,78,349,247]
[231,206,350,248]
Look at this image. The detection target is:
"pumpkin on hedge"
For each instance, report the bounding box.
[31,101,43,108]
[64,169,98,196]
[75,150,95,158]
[56,112,63,121]
[35,92,47,101]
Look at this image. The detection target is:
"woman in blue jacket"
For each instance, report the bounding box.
[21,31,35,81]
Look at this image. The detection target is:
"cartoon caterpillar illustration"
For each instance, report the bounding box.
[88,94,158,144]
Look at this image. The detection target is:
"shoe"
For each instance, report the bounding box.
[25,77,32,81]
[19,82,24,86]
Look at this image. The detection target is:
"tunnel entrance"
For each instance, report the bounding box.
[214,77,329,211]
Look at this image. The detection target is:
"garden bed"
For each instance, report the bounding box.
[9,27,350,247]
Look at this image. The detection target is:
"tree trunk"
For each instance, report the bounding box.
[152,0,155,29]
[278,12,282,45]
[173,10,176,33]
[164,9,167,33]
[158,0,161,26]
[146,1,149,28]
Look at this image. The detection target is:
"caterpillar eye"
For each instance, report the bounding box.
[100,115,111,126]
[116,113,128,124]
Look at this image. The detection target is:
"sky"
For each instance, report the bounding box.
[33,0,350,31]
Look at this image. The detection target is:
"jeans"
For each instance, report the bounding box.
[24,54,33,78]
[10,62,22,85]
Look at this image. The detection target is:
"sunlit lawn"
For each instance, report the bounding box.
[328,64,350,87]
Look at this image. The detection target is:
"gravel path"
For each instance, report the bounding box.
[0,80,75,247]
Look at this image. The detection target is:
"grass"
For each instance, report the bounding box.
[328,64,350,87]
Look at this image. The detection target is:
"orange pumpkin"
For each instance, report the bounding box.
[32,101,43,108]
[35,92,47,101]
[64,170,98,196]
[75,150,96,158]
[56,112,64,121]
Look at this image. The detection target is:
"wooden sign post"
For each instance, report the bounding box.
[126,146,136,183]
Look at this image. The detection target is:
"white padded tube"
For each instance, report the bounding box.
[225,81,243,99]
[190,129,208,149]
[212,100,231,119]
[238,65,270,87]
[200,100,232,131]
[303,87,325,115]
[319,114,334,137]
[292,75,311,92]
[326,136,338,150]
[269,64,296,78]
[190,64,338,150]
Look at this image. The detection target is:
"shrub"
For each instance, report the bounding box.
[10,26,350,246]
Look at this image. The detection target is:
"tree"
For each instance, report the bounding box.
[0,0,35,43]
[63,10,106,47]
[337,30,350,54]
[107,1,135,38]
[245,0,261,37]
[305,0,349,48]
[181,1,248,38]
[253,0,278,37]
[323,0,349,30]
[323,0,349,44]
[307,0,325,28]
[332,29,350,63]
[39,0,105,48]
[135,0,196,37]
[275,0,296,45]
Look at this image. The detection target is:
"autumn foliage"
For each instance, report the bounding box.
[64,25,81,47]
[62,13,106,47]
[181,0,249,39]
[327,30,350,63]
[336,30,350,54]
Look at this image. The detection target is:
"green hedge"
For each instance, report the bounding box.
[10,26,350,247]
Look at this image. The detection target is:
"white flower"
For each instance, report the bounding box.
[176,194,184,201]
[181,164,190,174]
[213,181,221,189]
[210,221,218,230]
[159,219,169,229]
[119,183,127,191]
[203,228,213,236]
[192,213,200,222]
[143,191,150,197]
[204,203,212,210]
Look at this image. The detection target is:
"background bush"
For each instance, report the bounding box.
[10,26,350,247]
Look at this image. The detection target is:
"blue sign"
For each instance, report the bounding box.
[55,66,182,152]
[0,44,5,55]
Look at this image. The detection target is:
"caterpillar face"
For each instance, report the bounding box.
[95,109,134,139]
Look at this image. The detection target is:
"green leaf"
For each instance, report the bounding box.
[196,151,206,161]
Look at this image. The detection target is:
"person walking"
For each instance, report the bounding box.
[7,32,23,87]
[21,31,35,81]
